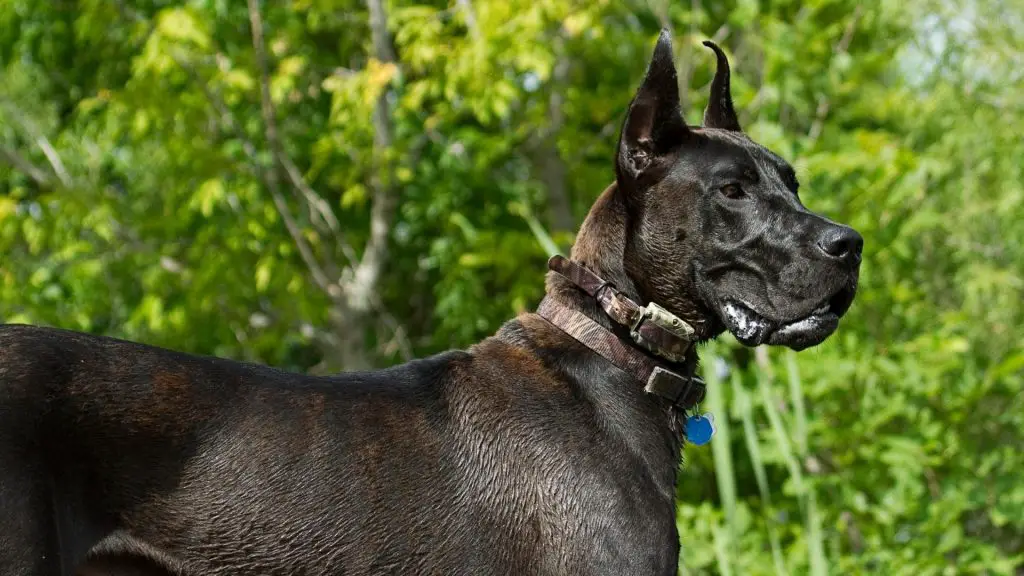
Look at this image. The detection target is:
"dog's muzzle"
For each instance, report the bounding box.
[717,280,856,350]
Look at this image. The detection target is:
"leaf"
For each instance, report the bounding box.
[191,179,226,217]
[363,58,398,106]
[156,8,211,49]
[255,260,273,293]
[0,197,17,221]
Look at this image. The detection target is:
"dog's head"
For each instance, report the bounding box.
[611,32,861,350]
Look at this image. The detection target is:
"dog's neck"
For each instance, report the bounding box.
[492,182,699,502]
[562,182,637,301]
[545,182,701,378]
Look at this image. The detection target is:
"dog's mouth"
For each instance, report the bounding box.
[719,287,855,350]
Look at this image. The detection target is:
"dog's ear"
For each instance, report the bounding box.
[616,30,690,185]
[701,41,741,132]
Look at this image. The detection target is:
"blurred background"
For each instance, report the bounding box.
[0,0,1021,573]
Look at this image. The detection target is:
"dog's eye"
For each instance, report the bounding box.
[720,184,745,199]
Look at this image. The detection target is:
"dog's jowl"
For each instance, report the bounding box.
[0,31,861,576]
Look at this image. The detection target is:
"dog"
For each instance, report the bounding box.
[0,31,861,576]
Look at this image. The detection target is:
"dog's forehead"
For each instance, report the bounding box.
[698,129,797,185]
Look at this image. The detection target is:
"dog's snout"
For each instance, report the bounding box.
[816,225,863,265]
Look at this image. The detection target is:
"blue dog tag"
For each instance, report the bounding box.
[685,413,716,446]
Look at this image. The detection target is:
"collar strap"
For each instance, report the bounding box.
[547,255,695,363]
[537,297,705,409]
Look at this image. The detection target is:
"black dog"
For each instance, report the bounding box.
[0,32,861,576]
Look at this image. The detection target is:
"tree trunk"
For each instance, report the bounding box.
[538,34,575,234]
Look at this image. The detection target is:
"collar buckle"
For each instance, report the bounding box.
[645,367,706,409]
[630,302,695,363]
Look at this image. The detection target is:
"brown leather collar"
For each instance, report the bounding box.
[538,256,705,410]
[547,255,695,362]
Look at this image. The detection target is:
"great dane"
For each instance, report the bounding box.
[0,31,861,575]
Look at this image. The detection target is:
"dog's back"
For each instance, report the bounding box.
[0,323,678,575]
[0,324,467,573]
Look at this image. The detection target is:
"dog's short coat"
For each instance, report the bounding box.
[0,32,861,576]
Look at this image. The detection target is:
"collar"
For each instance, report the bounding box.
[546,255,695,361]
[538,256,705,410]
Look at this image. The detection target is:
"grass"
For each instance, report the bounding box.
[699,346,828,575]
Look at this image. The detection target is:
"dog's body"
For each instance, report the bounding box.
[1,316,681,575]
[0,33,862,576]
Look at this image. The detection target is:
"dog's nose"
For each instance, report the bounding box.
[817,226,863,264]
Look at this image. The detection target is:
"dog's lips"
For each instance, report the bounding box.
[766,309,839,350]
[721,302,772,346]
[720,300,840,350]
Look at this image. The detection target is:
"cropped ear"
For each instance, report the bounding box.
[616,30,690,186]
[701,41,741,132]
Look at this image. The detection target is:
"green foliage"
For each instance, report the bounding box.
[0,0,1021,573]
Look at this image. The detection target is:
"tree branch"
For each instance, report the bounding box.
[171,44,357,280]
[166,50,336,295]
[246,0,283,173]
[0,101,72,188]
[246,0,340,298]
[533,30,574,233]
[456,0,479,39]
[366,0,397,63]
[349,0,400,313]
[378,307,414,361]
[32,133,71,188]
[244,0,365,281]
[116,2,412,367]
[279,152,360,269]
[0,145,54,188]
[119,1,350,295]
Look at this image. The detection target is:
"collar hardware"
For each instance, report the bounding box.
[645,366,705,408]
[631,303,695,363]
[535,264,706,412]
[546,255,695,362]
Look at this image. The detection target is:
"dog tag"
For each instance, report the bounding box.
[685,413,716,446]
